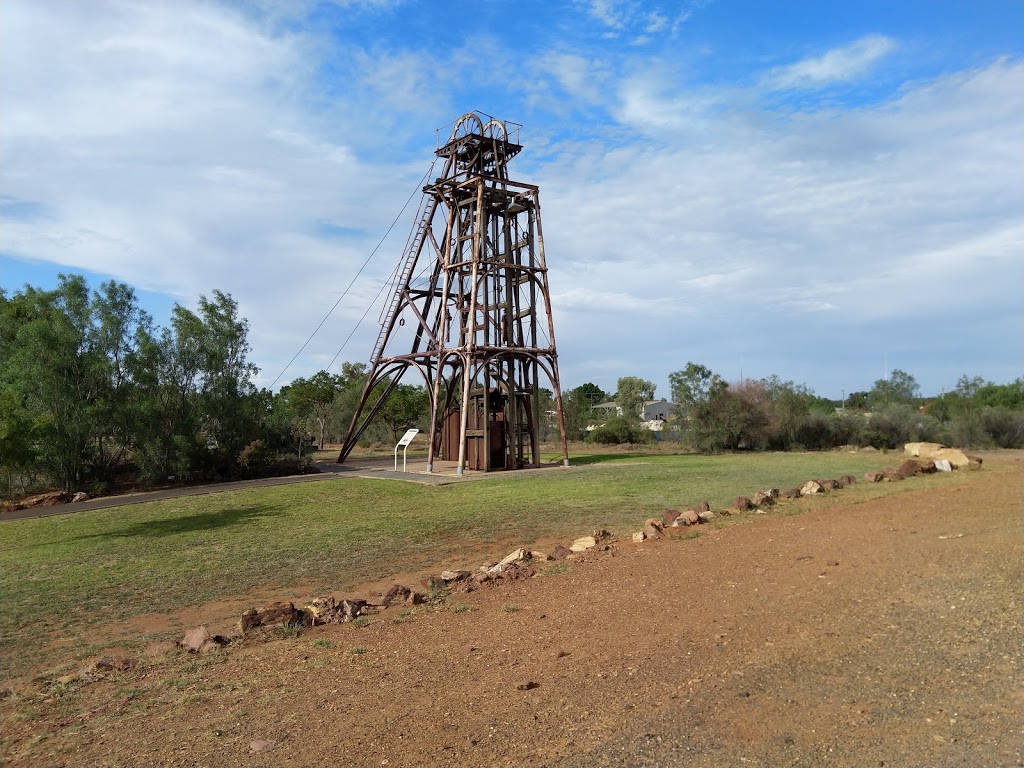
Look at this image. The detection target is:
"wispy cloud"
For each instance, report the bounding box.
[765,35,897,90]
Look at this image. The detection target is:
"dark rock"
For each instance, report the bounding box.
[240,601,304,633]
[781,488,802,499]
[516,680,539,691]
[94,658,135,673]
[752,491,776,507]
[662,509,681,527]
[818,479,840,491]
[382,585,411,608]
[693,501,711,514]
[919,460,937,474]
[733,496,753,511]
[549,544,572,560]
[339,599,366,621]
[837,475,856,487]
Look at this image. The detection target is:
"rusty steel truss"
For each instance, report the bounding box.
[338,112,569,473]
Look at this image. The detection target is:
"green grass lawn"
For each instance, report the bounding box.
[0,451,948,680]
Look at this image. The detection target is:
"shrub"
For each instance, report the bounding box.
[826,412,867,448]
[793,412,832,450]
[237,439,275,477]
[588,417,653,445]
[865,404,941,449]
[982,408,1024,448]
[946,414,991,449]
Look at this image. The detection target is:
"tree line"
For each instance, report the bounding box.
[0,275,434,498]
[564,364,1024,452]
[3,274,1021,497]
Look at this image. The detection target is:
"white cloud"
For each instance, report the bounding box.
[541,57,1023,391]
[765,35,897,90]
[1,2,1019,398]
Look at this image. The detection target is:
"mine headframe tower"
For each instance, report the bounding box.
[338,111,569,474]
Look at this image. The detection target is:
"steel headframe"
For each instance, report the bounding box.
[337,111,570,473]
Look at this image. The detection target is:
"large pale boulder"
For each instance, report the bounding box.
[931,448,982,470]
[904,442,946,458]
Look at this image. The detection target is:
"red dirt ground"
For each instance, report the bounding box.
[2,454,1021,767]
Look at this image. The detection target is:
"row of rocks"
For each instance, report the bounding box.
[176,447,984,655]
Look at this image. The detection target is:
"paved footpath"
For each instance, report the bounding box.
[0,459,458,522]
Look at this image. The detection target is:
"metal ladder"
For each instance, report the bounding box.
[369,195,438,365]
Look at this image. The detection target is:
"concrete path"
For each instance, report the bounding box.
[1,456,569,522]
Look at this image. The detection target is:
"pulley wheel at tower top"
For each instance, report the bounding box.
[450,112,485,141]
[481,119,508,141]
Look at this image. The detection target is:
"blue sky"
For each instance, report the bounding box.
[2,0,1022,400]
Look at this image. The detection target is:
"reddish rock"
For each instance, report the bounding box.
[837,475,857,487]
[673,509,700,526]
[180,625,227,654]
[733,496,753,511]
[643,518,664,539]
[496,563,535,582]
[662,509,681,527]
[919,460,937,474]
[692,501,711,514]
[752,491,776,507]
[897,459,923,479]
[16,491,72,509]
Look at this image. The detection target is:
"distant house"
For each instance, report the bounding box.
[642,399,675,422]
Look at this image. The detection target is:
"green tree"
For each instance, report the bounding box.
[376,384,430,443]
[562,383,607,439]
[615,376,655,421]
[0,276,151,491]
[669,363,726,415]
[283,371,344,449]
[869,369,919,407]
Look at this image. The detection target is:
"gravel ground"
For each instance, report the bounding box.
[1,454,1021,767]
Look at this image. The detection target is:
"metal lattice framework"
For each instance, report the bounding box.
[338,112,569,473]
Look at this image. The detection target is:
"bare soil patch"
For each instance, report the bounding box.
[2,454,1021,767]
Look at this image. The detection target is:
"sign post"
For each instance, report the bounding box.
[394,428,420,472]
